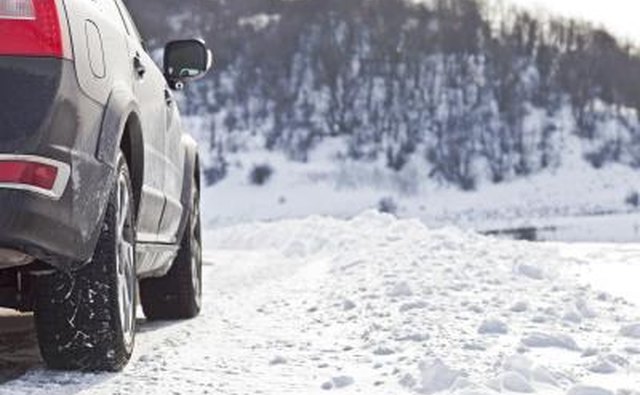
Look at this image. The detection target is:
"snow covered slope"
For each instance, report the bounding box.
[3,212,639,394]
[201,136,640,242]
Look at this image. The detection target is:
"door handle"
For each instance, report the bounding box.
[133,53,146,78]
[164,88,173,106]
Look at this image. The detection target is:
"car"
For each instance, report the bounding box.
[0,0,212,371]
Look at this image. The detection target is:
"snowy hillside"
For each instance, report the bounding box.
[197,128,640,242]
[3,213,639,394]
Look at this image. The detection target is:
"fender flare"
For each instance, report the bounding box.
[96,84,143,168]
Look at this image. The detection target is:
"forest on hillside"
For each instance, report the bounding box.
[126,0,640,189]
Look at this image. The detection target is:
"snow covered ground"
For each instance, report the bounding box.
[1,212,639,394]
[201,137,640,243]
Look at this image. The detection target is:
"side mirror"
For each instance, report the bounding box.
[164,39,213,90]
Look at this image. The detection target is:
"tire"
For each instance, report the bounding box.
[34,153,137,371]
[140,175,202,320]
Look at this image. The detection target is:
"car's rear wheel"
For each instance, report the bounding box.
[140,176,202,320]
[34,152,137,371]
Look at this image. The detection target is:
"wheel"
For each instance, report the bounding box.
[140,175,202,320]
[34,152,137,371]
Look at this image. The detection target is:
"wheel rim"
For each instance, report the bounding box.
[116,172,136,351]
[191,189,202,309]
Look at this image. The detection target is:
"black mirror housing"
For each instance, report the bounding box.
[164,39,213,89]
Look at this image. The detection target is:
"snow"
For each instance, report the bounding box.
[502,0,640,44]
[621,324,640,339]
[200,136,640,243]
[566,386,615,395]
[477,319,509,335]
[495,371,534,393]
[554,243,640,305]
[1,212,639,394]
[520,333,580,351]
[238,13,281,31]
[417,359,462,394]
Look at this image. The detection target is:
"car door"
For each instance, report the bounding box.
[112,0,168,242]
[157,89,185,243]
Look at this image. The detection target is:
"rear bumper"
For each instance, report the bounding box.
[0,56,114,270]
[0,151,112,270]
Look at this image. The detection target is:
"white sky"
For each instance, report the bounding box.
[507,0,640,42]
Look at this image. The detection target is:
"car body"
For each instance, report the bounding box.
[0,0,211,371]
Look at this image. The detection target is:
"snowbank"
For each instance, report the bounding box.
[202,212,640,394]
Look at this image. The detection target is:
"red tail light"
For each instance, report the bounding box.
[0,0,65,58]
[0,160,58,190]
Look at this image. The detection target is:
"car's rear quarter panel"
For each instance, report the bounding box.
[62,0,133,105]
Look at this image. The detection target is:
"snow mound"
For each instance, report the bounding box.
[500,355,559,388]
[330,375,354,389]
[510,301,529,313]
[417,359,462,394]
[521,332,580,351]
[206,211,481,255]
[516,263,546,280]
[388,281,414,298]
[269,356,287,366]
[342,299,356,311]
[620,323,640,339]
[478,319,508,335]
[587,358,617,374]
[498,371,534,393]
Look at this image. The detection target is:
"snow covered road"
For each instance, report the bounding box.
[1,212,640,394]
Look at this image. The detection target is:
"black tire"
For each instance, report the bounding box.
[140,176,202,320]
[34,153,137,372]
